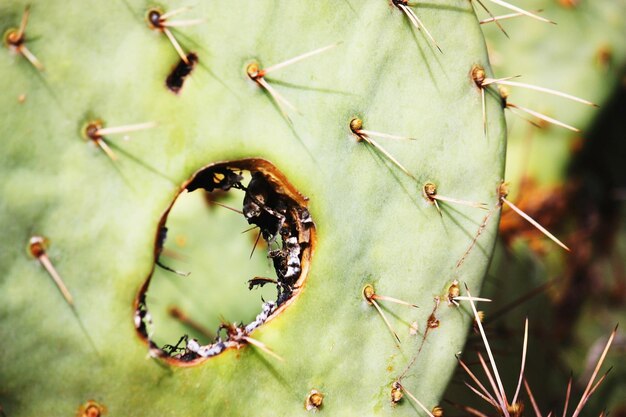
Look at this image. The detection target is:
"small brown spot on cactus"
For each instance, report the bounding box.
[471,65,486,88]
[28,235,47,258]
[416,297,441,353]
[349,118,416,179]
[470,64,489,138]
[558,0,579,8]
[391,381,404,405]
[83,120,101,140]
[427,312,439,329]
[305,389,324,411]
[166,52,198,94]
[82,120,116,160]
[445,280,492,307]
[423,182,436,197]
[349,117,363,138]
[146,8,164,30]
[447,280,460,305]
[18,93,26,103]
[362,283,375,304]
[28,235,74,306]
[3,6,44,71]
[4,29,20,46]
[422,182,441,214]
[498,85,510,103]
[174,234,187,247]
[77,400,106,417]
[596,44,613,70]
[498,181,509,199]
[432,405,444,417]
[246,62,264,81]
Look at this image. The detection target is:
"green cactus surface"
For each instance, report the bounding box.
[0,1,507,415]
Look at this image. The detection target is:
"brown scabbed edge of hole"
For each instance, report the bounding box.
[133,157,316,367]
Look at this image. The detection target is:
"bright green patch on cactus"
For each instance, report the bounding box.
[0,0,506,415]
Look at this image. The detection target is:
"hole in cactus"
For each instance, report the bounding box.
[134,158,315,364]
[166,52,198,94]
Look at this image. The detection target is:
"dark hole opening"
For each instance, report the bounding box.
[134,159,315,364]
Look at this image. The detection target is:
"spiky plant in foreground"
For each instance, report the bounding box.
[1,0,611,415]
[469,1,626,412]
[450,287,618,417]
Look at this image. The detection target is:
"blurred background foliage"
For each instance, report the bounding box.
[443,0,626,415]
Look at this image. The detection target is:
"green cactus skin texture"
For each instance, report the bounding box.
[0,1,506,415]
